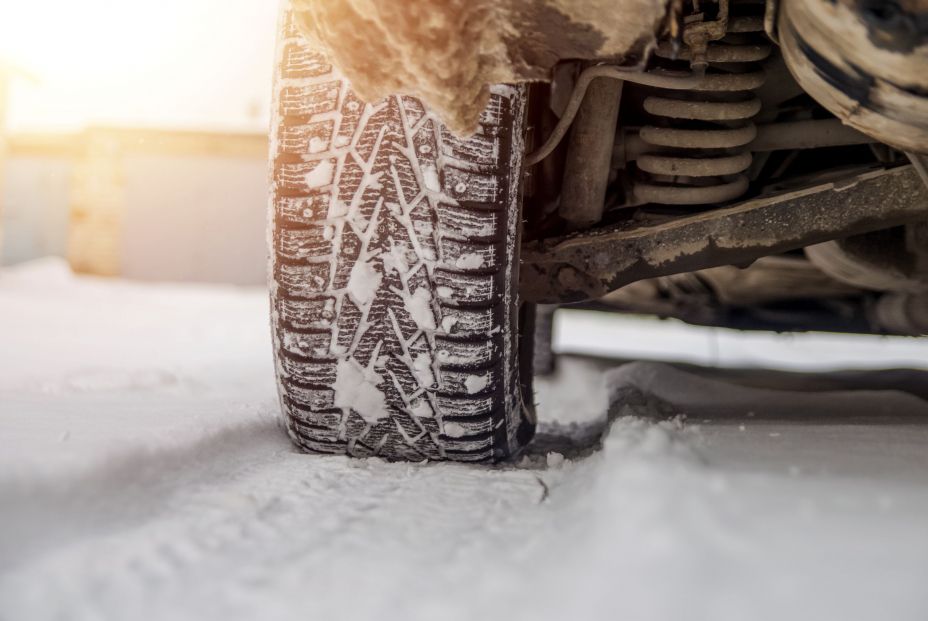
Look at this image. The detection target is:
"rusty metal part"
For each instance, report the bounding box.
[693,256,864,306]
[640,124,757,149]
[621,118,875,162]
[805,225,928,293]
[579,291,899,336]
[632,5,770,206]
[520,165,928,303]
[728,15,765,33]
[872,293,928,336]
[680,0,731,72]
[586,255,887,334]
[908,152,928,189]
[638,151,752,176]
[525,49,773,169]
[749,119,874,151]
[524,64,706,167]
[605,256,862,307]
[532,304,558,377]
[679,70,766,91]
[643,94,762,120]
[633,175,750,205]
[560,77,623,230]
[763,0,779,43]
[654,40,771,63]
[804,243,912,292]
[778,0,928,153]
[908,220,928,276]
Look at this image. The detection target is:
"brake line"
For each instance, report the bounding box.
[524,64,704,167]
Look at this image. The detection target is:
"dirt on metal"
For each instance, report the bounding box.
[291,0,669,134]
[520,166,928,303]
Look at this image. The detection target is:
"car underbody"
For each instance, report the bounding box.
[290,0,927,331]
[270,0,927,460]
[526,6,928,338]
[294,0,928,338]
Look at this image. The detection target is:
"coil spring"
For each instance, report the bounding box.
[633,10,771,206]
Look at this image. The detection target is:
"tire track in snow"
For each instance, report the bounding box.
[0,438,550,619]
[0,417,289,573]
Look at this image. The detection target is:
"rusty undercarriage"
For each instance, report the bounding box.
[293,0,928,337]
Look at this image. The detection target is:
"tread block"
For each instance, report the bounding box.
[281,42,332,79]
[280,330,332,360]
[276,158,338,195]
[434,270,501,306]
[276,195,330,226]
[437,367,498,396]
[276,297,335,330]
[434,337,498,368]
[435,394,496,418]
[289,406,342,431]
[438,434,493,452]
[284,383,335,410]
[435,202,501,239]
[279,120,336,155]
[280,82,341,118]
[333,90,367,149]
[440,126,500,167]
[277,226,334,261]
[439,416,495,436]
[279,355,337,386]
[275,262,331,297]
[436,306,497,337]
[438,237,501,272]
[442,166,500,205]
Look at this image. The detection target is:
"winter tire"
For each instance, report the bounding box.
[269,12,536,462]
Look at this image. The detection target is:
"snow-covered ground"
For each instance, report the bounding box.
[2,259,928,621]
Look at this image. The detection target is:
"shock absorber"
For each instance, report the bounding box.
[632,1,771,206]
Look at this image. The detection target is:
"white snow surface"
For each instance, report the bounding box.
[2,259,928,621]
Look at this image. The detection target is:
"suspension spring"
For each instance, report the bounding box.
[633,6,771,206]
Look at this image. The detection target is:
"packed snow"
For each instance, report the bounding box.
[303,158,335,189]
[2,258,928,621]
[346,257,382,306]
[332,358,389,424]
[454,253,484,269]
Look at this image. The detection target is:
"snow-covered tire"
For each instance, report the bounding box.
[269,13,535,462]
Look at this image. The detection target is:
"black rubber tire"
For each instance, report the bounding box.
[269,11,535,462]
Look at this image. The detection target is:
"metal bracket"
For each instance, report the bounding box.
[521,165,928,303]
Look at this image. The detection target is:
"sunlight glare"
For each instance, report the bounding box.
[0,0,276,131]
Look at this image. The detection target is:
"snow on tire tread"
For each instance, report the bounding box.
[270,12,529,462]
